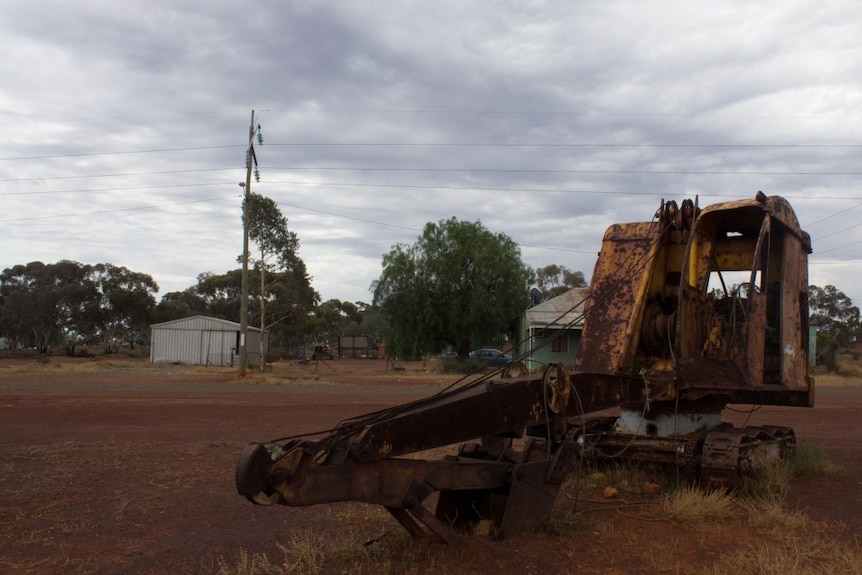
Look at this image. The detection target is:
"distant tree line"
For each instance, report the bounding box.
[0,259,379,359]
[0,193,383,359]
[0,261,159,355]
[1,199,593,362]
[6,249,856,373]
[0,215,591,362]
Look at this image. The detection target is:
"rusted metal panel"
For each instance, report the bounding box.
[498,459,561,538]
[345,375,556,463]
[780,234,811,391]
[576,221,659,375]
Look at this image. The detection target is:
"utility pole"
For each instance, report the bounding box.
[238,110,256,376]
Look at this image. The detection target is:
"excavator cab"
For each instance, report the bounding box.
[576,192,813,407]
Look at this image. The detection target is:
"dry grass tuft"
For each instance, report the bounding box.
[786,441,845,477]
[707,534,862,575]
[0,557,51,575]
[272,532,328,574]
[210,529,457,575]
[214,549,275,575]
[815,372,862,387]
[742,499,812,534]
[740,455,794,502]
[661,485,740,525]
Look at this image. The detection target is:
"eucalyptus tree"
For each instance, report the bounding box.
[313,299,363,343]
[0,261,95,353]
[0,261,157,354]
[809,284,861,372]
[534,264,587,300]
[88,263,159,352]
[195,270,244,321]
[244,193,318,366]
[153,287,209,323]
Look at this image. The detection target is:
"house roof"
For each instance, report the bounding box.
[524,287,590,329]
[150,314,261,332]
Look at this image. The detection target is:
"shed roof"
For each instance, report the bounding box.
[150,315,261,332]
[524,287,589,329]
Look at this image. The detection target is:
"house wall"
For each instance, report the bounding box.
[521,327,581,372]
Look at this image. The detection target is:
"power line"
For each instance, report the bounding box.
[809,259,862,265]
[812,238,862,256]
[6,176,862,204]
[803,201,862,228]
[260,107,862,121]
[812,221,862,242]
[265,142,862,149]
[0,196,235,224]
[518,243,598,255]
[2,181,858,260]
[262,179,862,201]
[7,106,862,127]
[0,182,238,197]
[3,140,860,163]
[0,167,238,183]
[0,109,249,126]
[273,201,420,232]
[0,145,243,162]
[263,166,862,176]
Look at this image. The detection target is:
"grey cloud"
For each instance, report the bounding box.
[1,0,860,305]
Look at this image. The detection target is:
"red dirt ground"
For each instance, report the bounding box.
[1,357,860,574]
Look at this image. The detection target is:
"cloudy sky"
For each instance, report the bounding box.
[3,1,861,308]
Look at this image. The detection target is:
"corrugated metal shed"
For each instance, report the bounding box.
[518,288,589,372]
[149,315,264,367]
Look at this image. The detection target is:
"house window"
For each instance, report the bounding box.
[552,335,568,354]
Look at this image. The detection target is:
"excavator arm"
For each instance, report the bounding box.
[236,364,579,540]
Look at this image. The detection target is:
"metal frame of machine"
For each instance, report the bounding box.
[236,192,813,540]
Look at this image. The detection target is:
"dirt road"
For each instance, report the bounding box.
[1,359,860,574]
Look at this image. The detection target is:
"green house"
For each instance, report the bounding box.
[517,288,589,373]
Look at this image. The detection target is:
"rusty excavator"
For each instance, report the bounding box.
[236,192,813,541]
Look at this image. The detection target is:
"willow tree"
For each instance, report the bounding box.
[372,218,533,359]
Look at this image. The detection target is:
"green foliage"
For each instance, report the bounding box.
[179,266,318,353]
[0,260,158,354]
[89,263,159,353]
[372,218,533,359]
[535,264,586,300]
[245,194,320,362]
[809,284,861,372]
[0,261,93,353]
[784,440,844,477]
[152,288,209,323]
[246,193,297,272]
[312,299,363,343]
[438,356,488,374]
[193,270,245,321]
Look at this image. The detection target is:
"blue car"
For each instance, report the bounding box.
[468,348,512,367]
